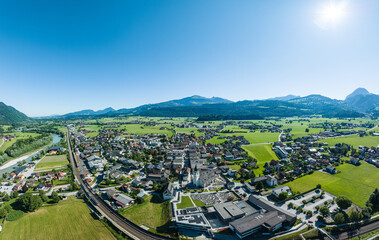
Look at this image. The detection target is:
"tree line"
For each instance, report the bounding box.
[4,134,52,158]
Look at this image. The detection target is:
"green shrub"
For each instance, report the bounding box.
[6,210,24,221]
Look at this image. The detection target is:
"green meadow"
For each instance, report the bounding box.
[285,162,379,207]
[242,144,278,176]
[322,135,379,148]
[0,197,115,240]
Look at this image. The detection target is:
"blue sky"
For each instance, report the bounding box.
[0,0,378,116]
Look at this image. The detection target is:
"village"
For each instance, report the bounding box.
[32,119,375,239]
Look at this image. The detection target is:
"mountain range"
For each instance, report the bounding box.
[47,88,378,120]
[0,88,378,123]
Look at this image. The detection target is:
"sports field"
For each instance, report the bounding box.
[242,144,278,176]
[285,162,379,207]
[35,155,69,172]
[0,197,115,240]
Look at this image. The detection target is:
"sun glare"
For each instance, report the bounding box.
[316,1,348,29]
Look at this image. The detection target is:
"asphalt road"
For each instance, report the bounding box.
[66,129,172,240]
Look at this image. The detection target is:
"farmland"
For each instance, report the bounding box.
[0,197,115,240]
[206,131,279,145]
[285,162,379,207]
[323,135,379,148]
[35,155,69,172]
[242,144,278,176]
[119,124,175,137]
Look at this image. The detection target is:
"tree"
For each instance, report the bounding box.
[3,194,10,202]
[336,196,352,210]
[136,196,144,204]
[51,191,60,203]
[319,206,329,217]
[306,210,313,217]
[288,202,294,209]
[349,210,361,222]
[17,193,43,212]
[296,206,303,212]
[39,190,49,202]
[105,178,111,185]
[0,208,7,219]
[316,184,321,189]
[278,192,288,201]
[334,213,345,224]
[256,181,264,191]
[11,191,19,199]
[361,206,372,218]
[4,204,12,213]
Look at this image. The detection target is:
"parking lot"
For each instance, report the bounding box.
[191,191,235,205]
[267,189,339,226]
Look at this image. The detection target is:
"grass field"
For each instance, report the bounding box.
[282,125,323,138]
[35,155,69,172]
[177,196,194,209]
[175,128,203,137]
[285,162,379,207]
[323,135,379,148]
[242,144,278,176]
[206,131,279,145]
[0,132,42,153]
[192,199,206,207]
[0,197,115,240]
[86,132,99,138]
[119,124,174,137]
[119,195,171,229]
[222,131,279,144]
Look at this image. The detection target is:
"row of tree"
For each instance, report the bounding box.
[5,134,52,158]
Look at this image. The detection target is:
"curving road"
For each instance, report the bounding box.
[66,129,172,240]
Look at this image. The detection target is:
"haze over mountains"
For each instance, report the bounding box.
[0,88,378,124]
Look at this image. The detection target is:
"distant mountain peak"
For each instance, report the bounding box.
[266,94,300,101]
[346,88,371,100]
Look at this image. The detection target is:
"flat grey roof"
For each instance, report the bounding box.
[230,211,285,235]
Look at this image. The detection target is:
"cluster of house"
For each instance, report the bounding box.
[1,134,16,141]
[105,188,135,209]
[71,125,249,191]
[308,122,375,131]
[311,130,366,139]
[9,169,68,193]
[253,139,352,184]
[347,145,379,167]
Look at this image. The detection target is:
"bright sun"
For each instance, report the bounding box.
[316,1,348,29]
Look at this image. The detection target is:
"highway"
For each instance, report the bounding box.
[66,129,173,240]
